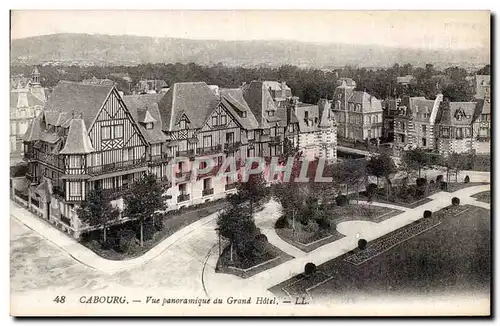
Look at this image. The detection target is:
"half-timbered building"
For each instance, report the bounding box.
[22,81,149,238]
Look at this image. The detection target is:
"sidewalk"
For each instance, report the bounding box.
[10,201,220,274]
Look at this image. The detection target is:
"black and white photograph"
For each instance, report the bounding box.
[8,9,491,316]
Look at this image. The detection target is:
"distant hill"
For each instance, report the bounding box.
[10,33,490,69]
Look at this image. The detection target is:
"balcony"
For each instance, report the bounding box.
[202,188,214,196]
[225,183,237,191]
[23,151,35,162]
[178,193,190,203]
[175,170,192,180]
[100,183,134,200]
[197,164,222,180]
[176,149,196,158]
[198,145,223,156]
[224,141,241,152]
[86,158,147,176]
[269,136,283,145]
[25,172,40,184]
[149,153,172,165]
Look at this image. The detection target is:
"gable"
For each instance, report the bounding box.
[201,103,242,132]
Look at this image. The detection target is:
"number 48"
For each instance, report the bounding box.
[53,296,66,304]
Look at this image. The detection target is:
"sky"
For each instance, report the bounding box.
[10,10,491,50]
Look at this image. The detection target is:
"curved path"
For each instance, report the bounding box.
[11,180,490,299]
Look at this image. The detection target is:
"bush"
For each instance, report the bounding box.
[440,182,448,191]
[416,178,427,188]
[275,216,289,229]
[358,239,368,250]
[255,233,268,242]
[429,180,435,184]
[304,262,317,275]
[10,164,29,178]
[302,220,319,234]
[142,221,156,241]
[464,175,470,183]
[335,195,348,206]
[316,218,331,230]
[117,229,136,252]
[452,197,460,206]
[423,210,432,218]
[436,175,444,183]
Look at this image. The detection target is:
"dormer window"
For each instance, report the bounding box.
[145,122,153,130]
[242,111,247,118]
[268,111,275,117]
[304,111,309,120]
[180,120,186,129]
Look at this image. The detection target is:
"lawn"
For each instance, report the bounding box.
[276,204,403,253]
[80,199,227,260]
[472,191,491,204]
[446,182,490,193]
[216,241,293,279]
[270,204,491,302]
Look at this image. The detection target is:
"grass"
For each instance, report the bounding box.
[216,241,293,279]
[472,191,491,204]
[80,199,227,260]
[270,204,491,301]
[276,204,403,253]
[445,182,490,193]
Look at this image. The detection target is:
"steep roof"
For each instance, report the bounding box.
[242,81,281,129]
[294,104,320,133]
[219,88,260,130]
[157,82,220,132]
[318,99,335,128]
[23,116,43,142]
[10,90,44,109]
[436,100,481,126]
[123,94,167,144]
[59,118,95,154]
[44,81,114,128]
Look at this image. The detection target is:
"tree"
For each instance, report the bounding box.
[124,172,168,247]
[76,188,120,243]
[401,148,434,178]
[233,165,270,217]
[216,205,257,262]
[440,152,461,183]
[340,159,367,204]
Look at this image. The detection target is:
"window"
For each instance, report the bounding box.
[422,125,427,133]
[422,138,427,146]
[94,153,101,166]
[442,128,449,137]
[220,115,227,125]
[374,115,378,123]
[180,120,186,129]
[270,128,276,137]
[145,122,153,130]
[69,156,81,168]
[178,161,184,172]
[356,104,361,111]
[200,161,207,169]
[457,128,463,138]
[114,125,123,138]
[465,128,471,137]
[241,111,247,118]
[203,135,212,148]
[151,145,160,156]
[70,182,81,196]
[402,123,406,131]
[225,132,234,144]
[268,111,275,117]
[102,126,111,140]
[247,130,255,140]
[212,116,217,126]
[178,183,186,194]
[304,111,309,120]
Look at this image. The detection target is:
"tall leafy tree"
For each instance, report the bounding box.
[233,164,270,217]
[76,188,120,243]
[124,172,168,247]
[401,148,434,178]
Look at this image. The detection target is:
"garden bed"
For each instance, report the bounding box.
[445,182,490,193]
[276,204,403,253]
[80,199,227,260]
[216,242,293,278]
[472,191,491,204]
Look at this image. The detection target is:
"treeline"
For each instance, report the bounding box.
[11,63,490,104]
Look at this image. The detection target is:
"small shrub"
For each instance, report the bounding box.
[436,175,444,183]
[255,233,268,242]
[416,178,427,188]
[423,210,432,218]
[316,218,331,230]
[117,229,136,252]
[429,180,435,184]
[335,195,348,206]
[358,239,368,250]
[440,181,448,191]
[143,222,156,241]
[304,262,317,275]
[452,197,460,206]
[464,175,470,183]
[302,220,319,233]
[275,216,288,229]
